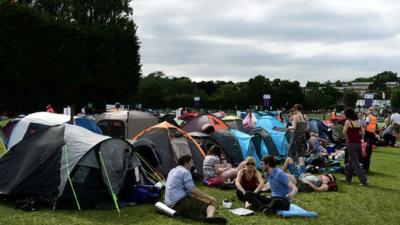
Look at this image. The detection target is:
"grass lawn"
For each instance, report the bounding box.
[1,147,399,225]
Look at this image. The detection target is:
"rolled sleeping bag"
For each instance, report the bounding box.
[154,202,180,217]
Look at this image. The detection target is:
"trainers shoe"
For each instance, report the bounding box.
[262,207,274,215]
[204,216,228,225]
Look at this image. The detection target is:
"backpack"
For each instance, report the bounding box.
[129,185,161,203]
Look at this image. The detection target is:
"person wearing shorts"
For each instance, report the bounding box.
[165,155,227,224]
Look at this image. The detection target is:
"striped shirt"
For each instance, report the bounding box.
[203,155,220,179]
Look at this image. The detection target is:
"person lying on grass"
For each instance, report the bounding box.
[281,157,338,192]
[165,155,227,224]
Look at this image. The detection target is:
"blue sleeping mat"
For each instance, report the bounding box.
[276,204,318,218]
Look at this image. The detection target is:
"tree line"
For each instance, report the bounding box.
[0,0,141,114]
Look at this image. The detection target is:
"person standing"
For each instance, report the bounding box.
[364,107,377,172]
[288,104,309,163]
[165,155,227,224]
[343,108,368,186]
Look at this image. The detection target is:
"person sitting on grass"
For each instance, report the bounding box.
[282,157,338,192]
[164,155,227,224]
[203,145,246,186]
[242,156,297,215]
[235,156,264,208]
[304,132,326,165]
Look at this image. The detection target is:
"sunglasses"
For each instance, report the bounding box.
[246,162,255,166]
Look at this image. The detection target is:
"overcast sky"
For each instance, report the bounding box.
[132,0,400,86]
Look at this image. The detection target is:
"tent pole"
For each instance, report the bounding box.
[126,110,129,139]
[64,145,81,210]
[98,151,120,216]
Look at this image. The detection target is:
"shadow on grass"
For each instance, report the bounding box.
[363,184,400,193]
[375,150,400,156]
[367,170,395,178]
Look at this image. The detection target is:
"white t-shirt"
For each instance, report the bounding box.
[390,113,400,124]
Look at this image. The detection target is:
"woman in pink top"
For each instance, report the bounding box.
[343,108,368,186]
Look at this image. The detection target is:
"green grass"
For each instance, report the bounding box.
[1,147,400,225]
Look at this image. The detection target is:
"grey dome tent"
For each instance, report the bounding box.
[209,131,244,167]
[96,110,159,139]
[188,131,218,153]
[248,127,280,157]
[0,124,145,212]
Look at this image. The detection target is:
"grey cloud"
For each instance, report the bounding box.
[133,0,400,84]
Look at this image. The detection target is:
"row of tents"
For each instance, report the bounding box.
[0,109,342,211]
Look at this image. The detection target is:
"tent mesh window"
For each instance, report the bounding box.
[98,120,125,138]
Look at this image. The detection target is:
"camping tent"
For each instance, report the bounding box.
[222,116,245,132]
[0,124,145,211]
[96,110,158,139]
[308,119,330,141]
[230,129,263,168]
[74,117,103,135]
[240,111,275,120]
[248,127,280,157]
[134,122,206,177]
[7,112,103,150]
[181,114,230,133]
[189,131,244,167]
[188,132,218,153]
[129,139,163,182]
[208,131,244,167]
[256,116,290,156]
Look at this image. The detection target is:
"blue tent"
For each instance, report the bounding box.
[240,111,274,120]
[255,116,289,156]
[308,119,329,141]
[230,129,266,168]
[75,117,103,134]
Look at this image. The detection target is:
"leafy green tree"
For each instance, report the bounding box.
[246,75,271,106]
[370,71,398,91]
[0,1,141,113]
[390,88,400,110]
[305,88,323,110]
[342,89,360,108]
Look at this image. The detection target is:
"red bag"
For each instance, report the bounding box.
[206,176,224,187]
[361,140,367,158]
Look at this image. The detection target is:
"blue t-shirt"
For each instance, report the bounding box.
[266,168,290,200]
[164,165,196,207]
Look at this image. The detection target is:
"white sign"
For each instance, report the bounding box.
[364,93,374,99]
[194,96,200,101]
[263,94,271,99]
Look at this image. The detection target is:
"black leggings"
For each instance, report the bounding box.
[363,131,376,171]
[243,191,290,213]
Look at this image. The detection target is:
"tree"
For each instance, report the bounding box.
[342,89,360,108]
[0,1,141,113]
[390,87,400,110]
[17,0,134,27]
[370,71,398,91]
